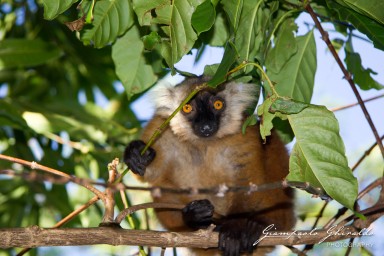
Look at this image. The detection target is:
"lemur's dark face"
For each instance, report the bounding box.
[181,90,226,138]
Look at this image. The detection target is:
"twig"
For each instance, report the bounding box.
[141,84,207,154]
[0,154,106,202]
[330,93,384,112]
[351,134,384,171]
[115,202,185,224]
[1,167,331,200]
[302,201,329,252]
[357,178,383,201]
[304,2,384,158]
[101,158,119,224]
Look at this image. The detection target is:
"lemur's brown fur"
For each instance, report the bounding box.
[133,77,294,255]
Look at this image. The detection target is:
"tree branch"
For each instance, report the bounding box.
[0,222,374,249]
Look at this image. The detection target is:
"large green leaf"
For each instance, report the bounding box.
[222,0,264,62]
[286,105,358,210]
[191,0,216,35]
[328,0,384,51]
[265,19,298,73]
[132,0,202,69]
[132,0,170,26]
[267,30,316,103]
[202,11,229,46]
[112,26,157,98]
[335,0,384,26]
[41,0,78,20]
[206,42,238,88]
[81,0,134,48]
[221,0,242,31]
[0,39,62,69]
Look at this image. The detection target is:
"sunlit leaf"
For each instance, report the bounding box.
[335,0,384,26]
[206,42,238,88]
[112,26,157,98]
[287,105,358,210]
[81,0,134,48]
[132,0,201,69]
[328,0,384,50]
[265,19,298,73]
[267,30,316,103]
[270,97,308,115]
[256,94,277,141]
[223,0,264,62]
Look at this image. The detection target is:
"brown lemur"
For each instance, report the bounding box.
[124,76,295,255]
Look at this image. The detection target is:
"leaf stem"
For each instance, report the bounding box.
[141,84,207,154]
[228,62,279,96]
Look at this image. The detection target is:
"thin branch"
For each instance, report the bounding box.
[1,166,331,201]
[357,178,383,201]
[115,202,185,224]
[0,154,106,202]
[302,201,329,252]
[101,158,119,224]
[351,134,384,171]
[304,2,384,158]
[330,93,384,112]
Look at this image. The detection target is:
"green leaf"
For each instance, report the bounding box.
[288,143,323,189]
[112,26,158,98]
[242,115,258,134]
[40,0,78,20]
[142,32,162,50]
[267,30,317,103]
[132,0,169,26]
[335,0,384,26]
[344,37,384,90]
[133,0,201,69]
[256,94,277,141]
[202,11,229,46]
[287,105,358,210]
[270,97,309,115]
[223,0,264,62]
[206,42,238,88]
[328,1,384,51]
[0,39,62,69]
[192,0,216,35]
[221,0,242,31]
[22,111,107,144]
[81,0,134,48]
[272,117,294,144]
[265,19,298,73]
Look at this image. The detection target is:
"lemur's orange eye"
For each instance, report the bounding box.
[213,100,224,110]
[182,104,193,113]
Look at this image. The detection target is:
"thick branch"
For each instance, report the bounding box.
[0,224,374,249]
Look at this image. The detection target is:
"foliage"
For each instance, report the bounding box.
[0,0,383,255]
